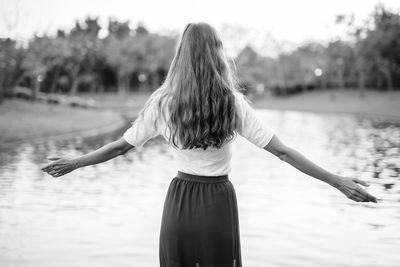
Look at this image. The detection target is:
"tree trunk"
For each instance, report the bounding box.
[117,73,126,95]
[375,58,392,92]
[358,73,366,98]
[377,75,383,90]
[277,64,287,95]
[69,68,80,95]
[321,74,327,89]
[338,68,345,89]
[356,58,366,98]
[0,74,5,104]
[89,81,97,94]
[49,66,60,94]
[70,78,79,95]
[382,68,393,91]
[151,72,160,90]
[98,84,104,93]
[301,83,308,92]
[336,58,345,89]
[126,75,131,93]
[33,78,40,101]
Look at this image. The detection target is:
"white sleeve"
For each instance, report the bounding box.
[122,100,160,147]
[235,92,274,148]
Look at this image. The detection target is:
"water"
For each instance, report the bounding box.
[1,110,399,267]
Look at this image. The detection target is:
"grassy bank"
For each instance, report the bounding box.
[82,92,151,118]
[252,89,400,121]
[0,100,124,144]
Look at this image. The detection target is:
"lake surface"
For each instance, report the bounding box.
[1,109,399,267]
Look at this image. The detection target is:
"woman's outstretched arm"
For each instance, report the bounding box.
[264,135,378,203]
[41,137,134,178]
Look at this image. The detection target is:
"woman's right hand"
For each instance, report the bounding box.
[334,177,378,203]
[41,157,78,178]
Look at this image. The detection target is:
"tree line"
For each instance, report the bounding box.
[236,5,400,95]
[0,18,176,102]
[0,5,399,103]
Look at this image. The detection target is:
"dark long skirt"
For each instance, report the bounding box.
[159,171,242,267]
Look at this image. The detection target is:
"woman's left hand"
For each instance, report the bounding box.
[41,157,78,178]
[334,177,378,203]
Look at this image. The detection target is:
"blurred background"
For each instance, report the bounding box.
[0,0,399,266]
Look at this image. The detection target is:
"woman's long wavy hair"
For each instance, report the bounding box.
[140,22,240,150]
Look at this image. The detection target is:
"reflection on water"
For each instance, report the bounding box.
[0,110,399,267]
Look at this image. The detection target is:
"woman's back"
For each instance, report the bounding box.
[123,91,274,176]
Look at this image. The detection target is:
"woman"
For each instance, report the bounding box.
[42,23,377,267]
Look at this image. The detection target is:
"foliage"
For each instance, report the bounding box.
[358,5,400,90]
[0,38,24,102]
[0,17,177,99]
[236,5,400,95]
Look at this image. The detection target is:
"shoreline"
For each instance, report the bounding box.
[1,115,128,148]
[257,106,400,123]
[0,99,127,146]
[251,89,400,122]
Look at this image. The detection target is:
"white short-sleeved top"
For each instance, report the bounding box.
[123,92,274,176]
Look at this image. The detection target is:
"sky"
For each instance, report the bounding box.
[0,0,399,56]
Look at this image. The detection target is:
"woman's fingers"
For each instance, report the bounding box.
[350,195,364,202]
[42,164,57,171]
[47,166,66,173]
[354,185,378,203]
[348,189,365,202]
[349,187,377,203]
[47,157,61,161]
[41,163,55,171]
[353,178,370,187]
[42,162,67,176]
[41,158,62,171]
[53,169,71,177]
[48,170,65,178]
[53,172,65,177]
[48,170,60,175]
[361,191,377,203]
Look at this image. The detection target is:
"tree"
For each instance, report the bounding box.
[0,38,24,102]
[103,20,175,93]
[142,34,175,89]
[23,36,72,96]
[325,41,356,88]
[360,5,400,90]
[65,17,103,95]
[336,5,400,91]
[107,18,131,39]
[236,46,266,87]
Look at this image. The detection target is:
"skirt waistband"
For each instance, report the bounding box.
[176,171,229,183]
